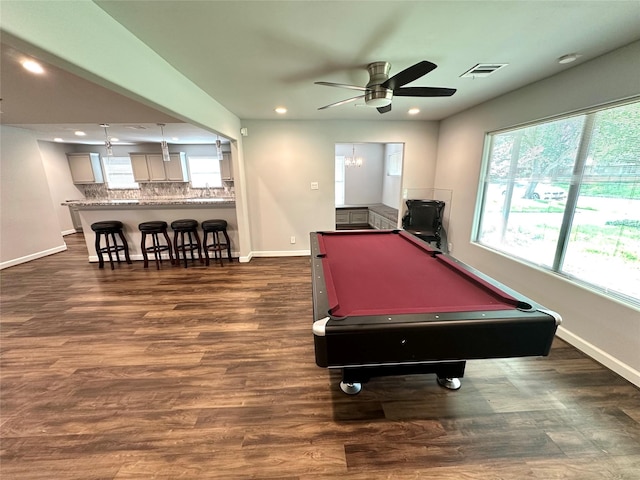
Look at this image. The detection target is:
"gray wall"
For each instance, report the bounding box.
[382,143,403,209]
[39,140,86,235]
[0,126,67,267]
[336,143,385,206]
[241,120,439,255]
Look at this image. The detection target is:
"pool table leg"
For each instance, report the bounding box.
[437,377,462,390]
[340,381,362,395]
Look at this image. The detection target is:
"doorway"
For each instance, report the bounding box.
[334,143,404,230]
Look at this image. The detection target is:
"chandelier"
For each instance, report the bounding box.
[345,144,363,167]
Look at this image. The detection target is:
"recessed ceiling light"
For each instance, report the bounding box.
[54,138,64,142]
[21,59,44,74]
[275,107,287,114]
[171,137,179,141]
[408,108,420,115]
[74,131,86,136]
[110,137,119,142]
[558,53,580,64]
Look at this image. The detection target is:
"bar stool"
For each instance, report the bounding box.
[202,219,233,266]
[138,221,174,269]
[170,219,203,268]
[90,220,132,270]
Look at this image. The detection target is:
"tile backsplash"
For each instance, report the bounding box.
[81,182,234,200]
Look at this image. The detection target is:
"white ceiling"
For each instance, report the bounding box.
[2,1,639,145]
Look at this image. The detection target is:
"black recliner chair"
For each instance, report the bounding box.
[402,199,446,249]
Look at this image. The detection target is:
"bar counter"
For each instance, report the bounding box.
[62,198,238,263]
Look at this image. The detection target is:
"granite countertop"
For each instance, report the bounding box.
[62,198,235,207]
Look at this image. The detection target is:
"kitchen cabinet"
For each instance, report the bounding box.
[335,211,350,225]
[336,208,369,227]
[67,153,104,184]
[130,153,188,182]
[220,152,233,180]
[368,210,397,230]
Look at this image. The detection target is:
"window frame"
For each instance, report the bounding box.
[473,97,640,308]
[101,155,139,190]
[186,155,223,189]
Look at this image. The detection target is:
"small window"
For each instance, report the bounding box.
[387,152,402,176]
[188,156,222,188]
[103,156,139,189]
[335,156,345,205]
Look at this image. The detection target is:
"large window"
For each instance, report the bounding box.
[102,156,139,189]
[475,100,640,305]
[187,156,222,188]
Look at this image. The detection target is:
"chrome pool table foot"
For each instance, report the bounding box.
[437,377,461,390]
[340,381,362,395]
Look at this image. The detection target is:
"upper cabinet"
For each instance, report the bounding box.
[67,153,104,184]
[130,153,189,182]
[220,152,233,181]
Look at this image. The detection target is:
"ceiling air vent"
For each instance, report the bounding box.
[460,63,508,78]
[124,125,148,130]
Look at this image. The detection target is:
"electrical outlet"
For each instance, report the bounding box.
[448,242,453,252]
[310,182,319,190]
[290,236,296,244]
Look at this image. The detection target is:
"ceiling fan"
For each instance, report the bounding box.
[315,61,456,114]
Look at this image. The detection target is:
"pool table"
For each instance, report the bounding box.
[310,230,561,394]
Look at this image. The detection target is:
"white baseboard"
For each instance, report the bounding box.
[0,244,68,270]
[62,228,79,236]
[556,326,640,387]
[249,249,311,258]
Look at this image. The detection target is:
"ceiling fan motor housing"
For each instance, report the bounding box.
[365,61,393,107]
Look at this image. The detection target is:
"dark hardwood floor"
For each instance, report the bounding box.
[1,234,639,479]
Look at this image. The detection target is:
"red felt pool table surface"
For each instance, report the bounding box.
[316,230,522,318]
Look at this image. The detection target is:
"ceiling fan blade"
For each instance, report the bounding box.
[318,95,366,110]
[393,87,457,97]
[380,60,437,90]
[314,81,369,92]
[377,104,392,114]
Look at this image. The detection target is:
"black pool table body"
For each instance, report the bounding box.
[310,230,561,393]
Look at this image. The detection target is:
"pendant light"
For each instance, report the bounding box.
[100,123,113,156]
[216,136,223,160]
[158,123,171,162]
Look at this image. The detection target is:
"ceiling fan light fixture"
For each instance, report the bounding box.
[316,60,454,114]
[364,85,393,108]
[365,97,392,108]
